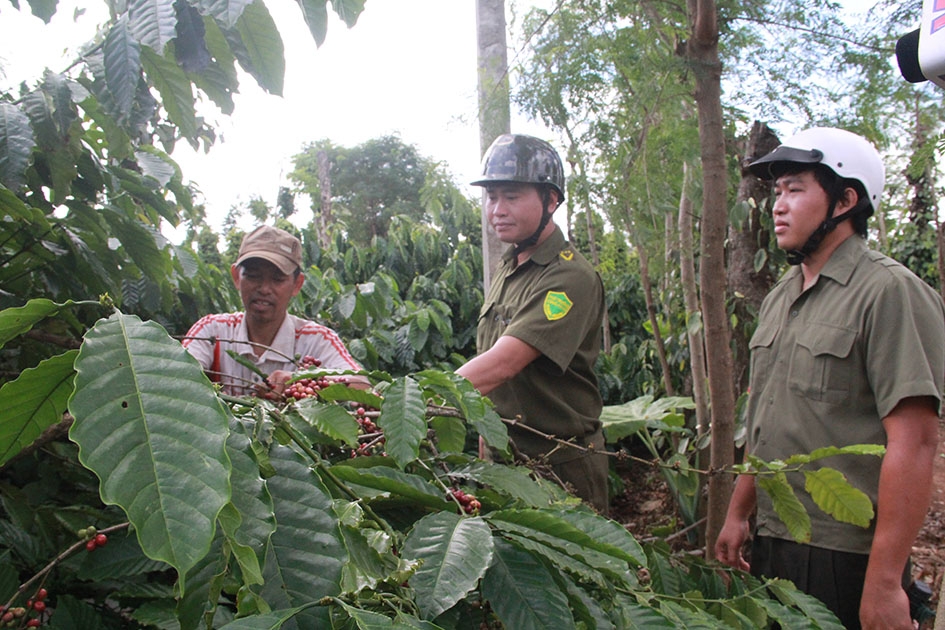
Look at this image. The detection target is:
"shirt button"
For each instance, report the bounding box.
[790,310,799,318]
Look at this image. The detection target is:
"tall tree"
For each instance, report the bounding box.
[476,0,512,292]
[287,135,433,247]
[684,0,735,560]
[316,149,333,249]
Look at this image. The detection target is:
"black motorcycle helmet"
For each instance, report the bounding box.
[472,134,566,252]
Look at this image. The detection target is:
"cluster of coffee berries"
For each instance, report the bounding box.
[282,357,355,401]
[348,405,386,457]
[2,588,49,627]
[448,488,481,514]
[298,355,321,369]
[1,607,27,627]
[349,441,387,458]
[78,526,107,552]
[354,406,379,434]
[284,377,333,400]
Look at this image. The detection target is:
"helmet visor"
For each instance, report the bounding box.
[748,146,824,180]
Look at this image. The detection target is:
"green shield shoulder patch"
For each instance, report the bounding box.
[543,291,573,321]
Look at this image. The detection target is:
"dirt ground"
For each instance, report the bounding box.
[608,418,945,615]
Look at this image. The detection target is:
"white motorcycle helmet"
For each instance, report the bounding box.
[748,127,885,263]
[749,127,885,214]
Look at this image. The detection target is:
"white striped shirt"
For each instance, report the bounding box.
[183,312,362,395]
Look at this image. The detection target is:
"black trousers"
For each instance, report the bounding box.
[750,535,911,630]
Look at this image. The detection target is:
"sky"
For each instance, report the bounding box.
[0,1,556,237]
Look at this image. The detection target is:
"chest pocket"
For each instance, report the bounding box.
[788,323,857,405]
[748,322,778,389]
[478,301,515,343]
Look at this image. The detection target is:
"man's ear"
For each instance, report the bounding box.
[230,264,241,286]
[547,188,561,212]
[291,271,305,296]
[838,186,860,213]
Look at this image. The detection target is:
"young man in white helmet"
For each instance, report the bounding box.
[714,127,945,629]
[456,134,609,512]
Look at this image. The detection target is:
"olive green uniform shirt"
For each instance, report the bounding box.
[747,236,945,553]
[477,226,605,463]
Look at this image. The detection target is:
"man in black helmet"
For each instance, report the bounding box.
[715,128,944,629]
[457,134,609,512]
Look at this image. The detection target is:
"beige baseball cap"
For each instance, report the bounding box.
[234,225,302,275]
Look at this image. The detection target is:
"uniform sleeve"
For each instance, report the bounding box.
[504,259,603,372]
[865,271,945,419]
[181,315,215,370]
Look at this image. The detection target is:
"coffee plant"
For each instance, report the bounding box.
[0,300,849,629]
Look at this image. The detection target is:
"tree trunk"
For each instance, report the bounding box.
[567,148,612,353]
[587,205,612,353]
[316,150,332,250]
[726,121,779,393]
[687,0,735,561]
[680,162,709,544]
[476,0,511,294]
[637,236,675,396]
[663,210,674,298]
[678,163,708,436]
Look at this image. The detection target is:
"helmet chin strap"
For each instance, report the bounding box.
[513,188,556,257]
[786,197,870,265]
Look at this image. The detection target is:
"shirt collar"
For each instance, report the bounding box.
[818,236,867,287]
[235,313,295,359]
[503,225,566,266]
[779,235,867,295]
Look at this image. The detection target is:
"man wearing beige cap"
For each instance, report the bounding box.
[183,225,366,396]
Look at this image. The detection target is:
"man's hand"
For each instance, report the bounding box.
[714,517,751,571]
[262,369,294,395]
[713,474,756,570]
[859,580,915,629]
